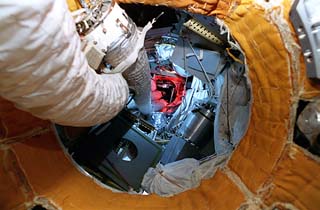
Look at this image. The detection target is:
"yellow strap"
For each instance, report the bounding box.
[226,48,244,64]
[66,0,82,11]
[66,0,93,11]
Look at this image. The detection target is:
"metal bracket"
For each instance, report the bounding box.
[290,0,320,79]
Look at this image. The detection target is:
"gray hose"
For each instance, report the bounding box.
[104,17,152,114]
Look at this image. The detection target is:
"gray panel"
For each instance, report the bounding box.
[290,0,320,79]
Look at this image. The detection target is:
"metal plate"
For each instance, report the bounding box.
[290,0,320,79]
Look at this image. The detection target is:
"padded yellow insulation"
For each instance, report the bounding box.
[1,0,320,209]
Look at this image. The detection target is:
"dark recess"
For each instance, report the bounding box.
[32,205,46,210]
[120,4,178,28]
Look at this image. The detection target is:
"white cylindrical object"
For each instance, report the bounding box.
[81,2,152,114]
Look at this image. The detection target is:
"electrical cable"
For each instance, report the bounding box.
[126,89,136,106]
[185,39,215,97]
[226,64,233,146]
[229,65,247,105]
